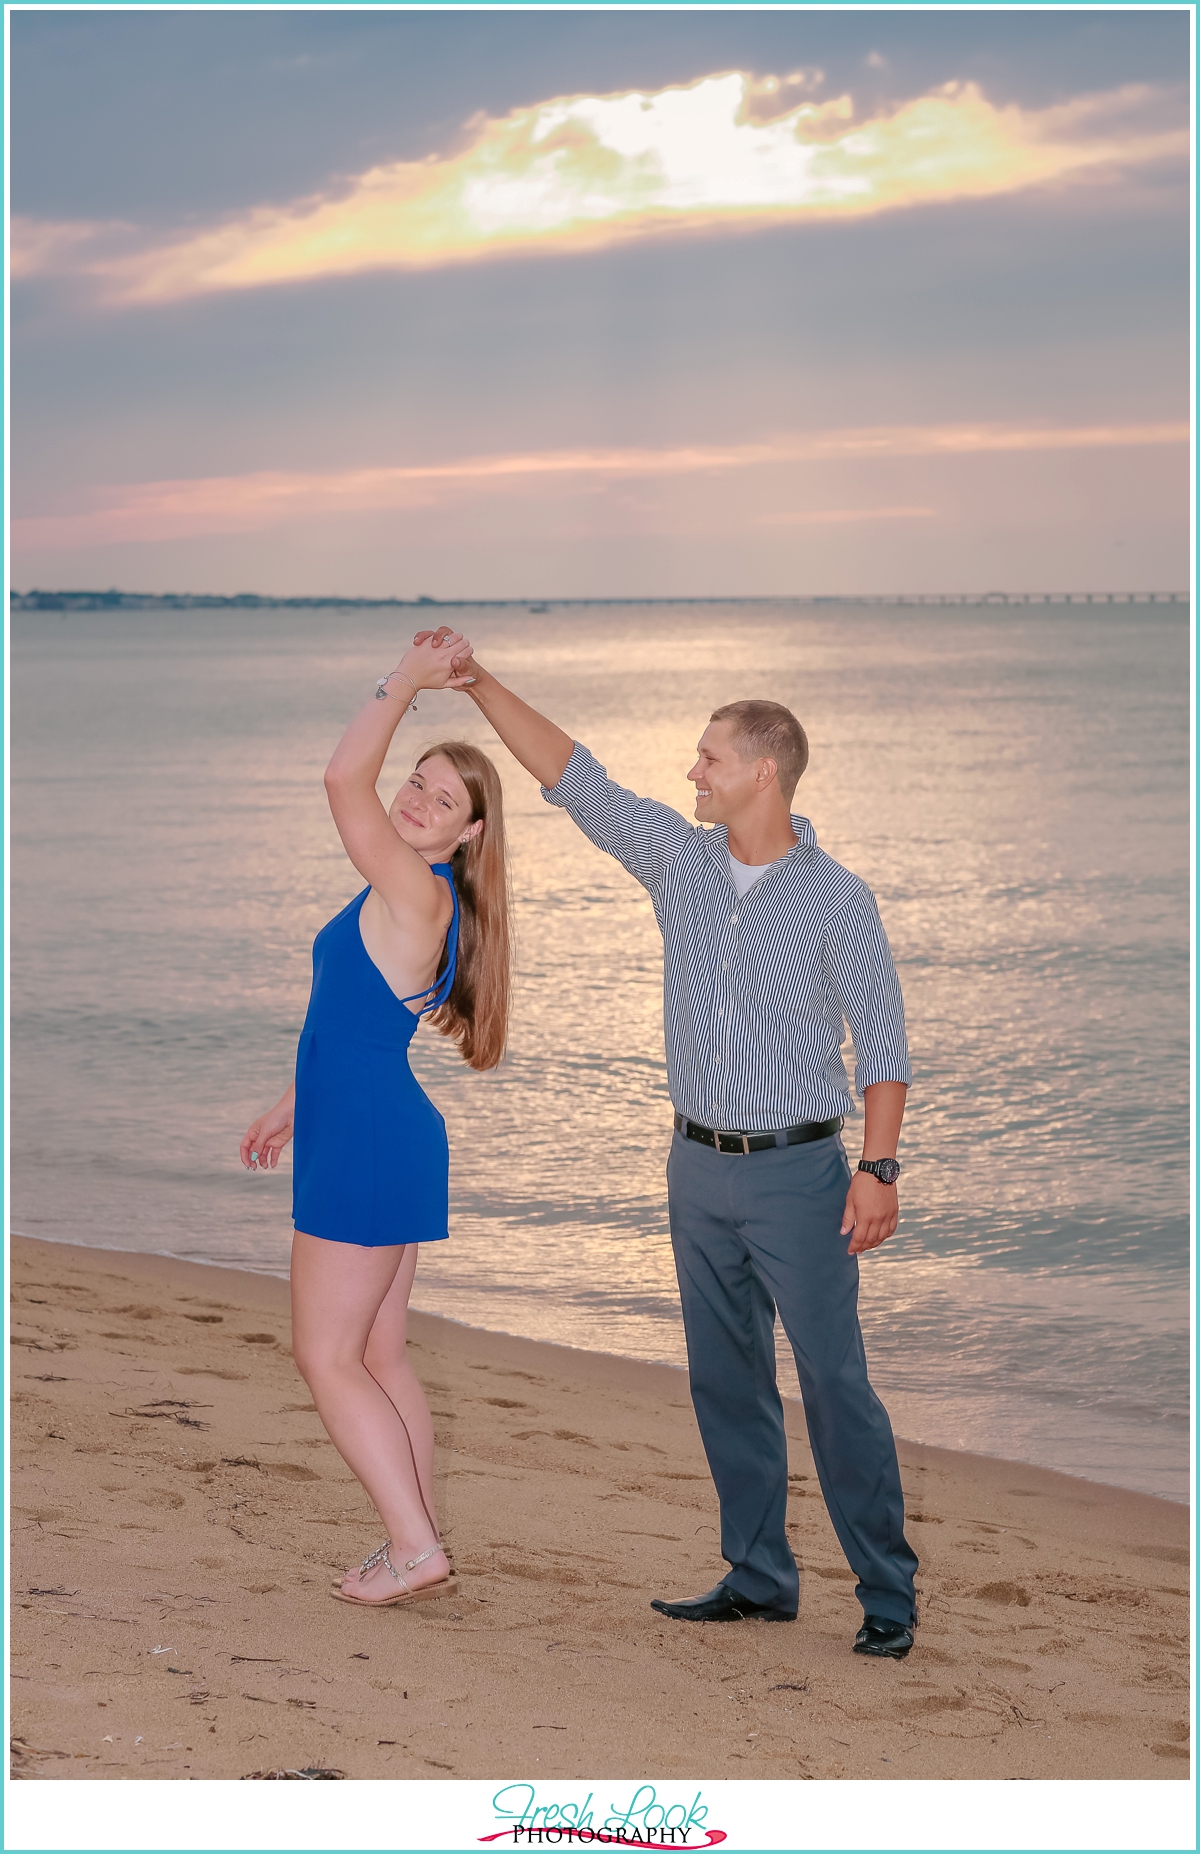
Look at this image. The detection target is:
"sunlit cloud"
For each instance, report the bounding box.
[11,73,1186,303]
[13,420,1186,551]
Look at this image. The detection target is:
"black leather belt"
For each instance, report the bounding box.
[673,1112,843,1155]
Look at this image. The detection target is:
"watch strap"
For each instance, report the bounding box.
[858,1158,901,1184]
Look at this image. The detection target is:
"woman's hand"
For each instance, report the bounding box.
[396,630,471,694]
[240,1090,295,1171]
[412,627,480,689]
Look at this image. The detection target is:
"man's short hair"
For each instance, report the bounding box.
[709,699,810,802]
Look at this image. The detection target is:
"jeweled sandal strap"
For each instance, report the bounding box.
[359,1540,391,1576]
[403,1542,444,1574]
[378,1540,444,1593]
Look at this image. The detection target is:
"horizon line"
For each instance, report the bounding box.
[11,588,1190,609]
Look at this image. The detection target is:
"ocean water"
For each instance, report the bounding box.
[10,601,1191,1500]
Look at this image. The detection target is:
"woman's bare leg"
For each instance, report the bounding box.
[363,1241,438,1525]
[290,1231,450,1602]
[339,1243,440,1590]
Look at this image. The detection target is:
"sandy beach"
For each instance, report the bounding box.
[10,1234,1189,1783]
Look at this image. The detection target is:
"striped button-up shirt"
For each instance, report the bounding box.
[543,742,911,1131]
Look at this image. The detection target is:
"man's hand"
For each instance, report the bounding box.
[840,1171,899,1254]
[413,626,479,688]
[844,1080,907,1253]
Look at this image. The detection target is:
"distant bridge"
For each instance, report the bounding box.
[8,588,1190,613]
[807,591,1188,607]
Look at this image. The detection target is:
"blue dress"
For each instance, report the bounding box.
[292,870,459,1247]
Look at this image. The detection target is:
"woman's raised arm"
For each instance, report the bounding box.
[323,632,470,923]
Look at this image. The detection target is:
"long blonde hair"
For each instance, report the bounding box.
[417,741,511,1072]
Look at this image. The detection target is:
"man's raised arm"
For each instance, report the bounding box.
[422,631,574,788]
[417,628,693,895]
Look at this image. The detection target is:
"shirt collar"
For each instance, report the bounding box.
[703,816,818,870]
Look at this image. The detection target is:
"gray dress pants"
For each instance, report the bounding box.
[666,1129,918,1627]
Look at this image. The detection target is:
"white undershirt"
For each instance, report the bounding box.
[728,850,782,898]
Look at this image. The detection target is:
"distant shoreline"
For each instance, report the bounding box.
[9,588,1189,612]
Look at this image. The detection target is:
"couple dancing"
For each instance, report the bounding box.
[241,626,918,1660]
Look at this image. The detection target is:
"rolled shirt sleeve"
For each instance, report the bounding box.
[541,741,694,895]
[821,885,912,1095]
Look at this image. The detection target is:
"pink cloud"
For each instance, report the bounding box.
[13,420,1188,551]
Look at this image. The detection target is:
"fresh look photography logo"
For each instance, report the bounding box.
[480,1785,726,1847]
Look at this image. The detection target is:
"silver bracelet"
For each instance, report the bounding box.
[375,669,418,707]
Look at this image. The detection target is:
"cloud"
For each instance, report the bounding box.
[9,216,133,278]
[757,506,935,526]
[14,420,1187,551]
[12,73,1186,302]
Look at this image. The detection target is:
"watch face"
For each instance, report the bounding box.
[866,1158,901,1184]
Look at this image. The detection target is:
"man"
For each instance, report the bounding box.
[424,631,918,1659]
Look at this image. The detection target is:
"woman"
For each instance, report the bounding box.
[240,630,510,1608]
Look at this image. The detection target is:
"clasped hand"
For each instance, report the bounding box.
[397,628,474,692]
[411,626,478,688]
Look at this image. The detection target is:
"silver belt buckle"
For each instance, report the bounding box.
[716,1130,750,1155]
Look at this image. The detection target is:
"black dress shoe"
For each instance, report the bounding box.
[650,1582,797,1623]
[853,1614,914,1659]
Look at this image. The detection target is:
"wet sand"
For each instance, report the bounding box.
[10,1235,1190,1782]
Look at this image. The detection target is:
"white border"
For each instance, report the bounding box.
[4,7,1196,1854]
[3,1777,1199,1852]
[5,2,15,1847]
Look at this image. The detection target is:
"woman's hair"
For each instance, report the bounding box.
[416,741,511,1072]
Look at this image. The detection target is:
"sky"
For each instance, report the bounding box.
[9,7,1192,599]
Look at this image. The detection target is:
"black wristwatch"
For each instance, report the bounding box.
[858,1158,901,1185]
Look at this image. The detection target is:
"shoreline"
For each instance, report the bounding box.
[14,1231,1188,1509]
[11,1234,1190,1782]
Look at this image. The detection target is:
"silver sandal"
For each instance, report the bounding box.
[332,1538,453,1589]
[330,1540,457,1608]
